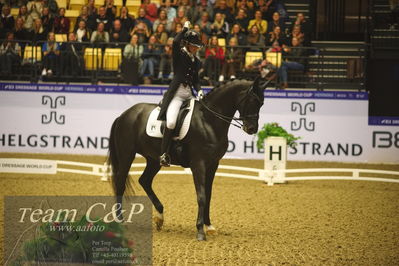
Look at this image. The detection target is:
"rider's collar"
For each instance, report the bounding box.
[182,46,195,62]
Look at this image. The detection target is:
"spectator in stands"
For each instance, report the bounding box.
[130,21,150,44]
[158,37,173,80]
[292,13,310,38]
[237,0,255,19]
[248,10,268,35]
[196,11,212,37]
[117,6,136,33]
[163,0,176,23]
[137,8,153,30]
[266,40,282,53]
[188,0,213,24]
[61,32,83,77]
[41,6,54,33]
[176,0,190,15]
[104,0,116,21]
[277,37,307,89]
[30,18,47,42]
[17,5,34,31]
[122,34,143,85]
[153,9,172,33]
[210,12,229,38]
[227,23,247,46]
[110,19,130,44]
[220,37,242,81]
[214,0,234,24]
[266,25,286,46]
[267,11,285,35]
[193,23,208,46]
[169,21,182,38]
[141,0,158,23]
[172,6,188,31]
[235,8,249,33]
[87,0,98,16]
[43,0,59,16]
[75,20,90,42]
[75,6,90,31]
[27,0,43,22]
[54,8,70,34]
[13,17,30,44]
[0,32,21,75]
[1,5,15,32]
[258,0,275,21]
[91,6,113,32]
[42,32,60,76]
[202,35,224,82]
[288,25,305,45]
[153,23,168,44]
[90,22,110,44]
[140,34,161,82]
[247,24,264,50]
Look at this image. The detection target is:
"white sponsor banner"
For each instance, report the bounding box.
[0,89,398,163]
[0,158,56,174]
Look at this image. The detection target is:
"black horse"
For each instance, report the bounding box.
[108,77,266,241]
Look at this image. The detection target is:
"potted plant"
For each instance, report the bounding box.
[256,122,300,150]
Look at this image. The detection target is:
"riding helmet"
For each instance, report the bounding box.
[183,30,203,48]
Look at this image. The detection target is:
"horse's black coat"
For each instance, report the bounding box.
[108,78,266,240]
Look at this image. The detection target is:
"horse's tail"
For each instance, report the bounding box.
[107,116,135,196]
[107,117,120,194]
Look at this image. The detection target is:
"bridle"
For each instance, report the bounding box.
[199,84,264,130]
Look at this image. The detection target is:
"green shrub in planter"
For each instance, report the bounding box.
[256,122,300,150]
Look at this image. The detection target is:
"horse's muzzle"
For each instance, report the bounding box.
[243,124,258,135]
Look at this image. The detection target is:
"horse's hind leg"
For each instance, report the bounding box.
[114,152,136,219]
[138,158,163,230]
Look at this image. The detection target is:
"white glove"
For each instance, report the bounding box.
[183,21,191,29]
[197,89,204,100]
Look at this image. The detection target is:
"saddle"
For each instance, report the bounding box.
[146,98,195,140]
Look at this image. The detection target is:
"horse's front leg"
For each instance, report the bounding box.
[204,162,219,236]
[191,160,207,241]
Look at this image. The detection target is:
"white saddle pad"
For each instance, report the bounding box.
[146,98,196,140]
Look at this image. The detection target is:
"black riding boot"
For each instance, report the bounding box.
[160,127,173,167]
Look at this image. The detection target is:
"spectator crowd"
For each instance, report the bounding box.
[0,0,312,88]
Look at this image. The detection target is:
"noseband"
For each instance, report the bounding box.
[199,85,264,130]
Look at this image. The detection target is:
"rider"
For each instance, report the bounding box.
[157,21,204,167]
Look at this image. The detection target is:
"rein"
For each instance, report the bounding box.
[198,84,264,129]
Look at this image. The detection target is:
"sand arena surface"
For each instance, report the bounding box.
[1,153,399,265]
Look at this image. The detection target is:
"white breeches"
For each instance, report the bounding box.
[166,84,193,129]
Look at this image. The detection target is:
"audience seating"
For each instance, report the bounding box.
[84,48,103,70]
[103,48,122,71]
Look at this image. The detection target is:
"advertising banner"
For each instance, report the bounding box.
[0,83,398,163]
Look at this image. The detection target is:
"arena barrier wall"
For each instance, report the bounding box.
[1,158,398,186]
[0,82,398,163]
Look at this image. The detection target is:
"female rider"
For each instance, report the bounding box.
[157,21,204,167]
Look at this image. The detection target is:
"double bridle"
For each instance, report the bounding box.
[199,85,264,129]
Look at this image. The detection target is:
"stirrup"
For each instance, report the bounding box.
[160,153,171,167]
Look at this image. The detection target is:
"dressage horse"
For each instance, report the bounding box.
[108,77,266,241]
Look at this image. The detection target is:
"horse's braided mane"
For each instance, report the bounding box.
[204,79,250,99]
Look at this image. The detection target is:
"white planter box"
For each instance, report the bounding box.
[264,136,287,184]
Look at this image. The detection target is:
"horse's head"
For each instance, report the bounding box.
[237,77,267,135]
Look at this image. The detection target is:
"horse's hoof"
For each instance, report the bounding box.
[205,225,217,236]
[197,232,207,241]
[153,212,164,231]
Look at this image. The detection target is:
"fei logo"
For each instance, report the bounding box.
[290,102,315,131]
[41,95,66,125]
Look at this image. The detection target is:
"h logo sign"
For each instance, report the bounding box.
[269,145,282,161]
[41,95,66,125]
